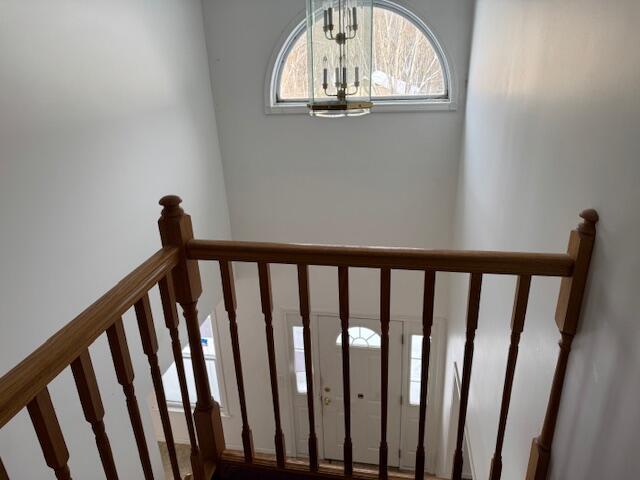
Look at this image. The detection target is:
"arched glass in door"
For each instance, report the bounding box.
[336,326,381,349]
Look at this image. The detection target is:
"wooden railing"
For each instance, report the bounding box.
[0,204,223,479]
[0,195,598,480]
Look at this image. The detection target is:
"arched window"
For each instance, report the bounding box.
[336,326,381,349]
[268,0,453,113]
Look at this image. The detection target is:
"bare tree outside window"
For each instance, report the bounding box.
[278,6,445,101]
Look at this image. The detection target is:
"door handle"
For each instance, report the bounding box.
[324,396,332,406]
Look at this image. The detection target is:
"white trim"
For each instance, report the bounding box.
[264,0,458,115]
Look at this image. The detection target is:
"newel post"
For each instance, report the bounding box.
[158,195,225,463]
[526,209,598,480]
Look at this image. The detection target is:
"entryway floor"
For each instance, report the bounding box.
[158,442,445,480]
[159,442,192,479]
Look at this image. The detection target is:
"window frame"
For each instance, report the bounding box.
[163,314,229,415]
[265,0,457,114]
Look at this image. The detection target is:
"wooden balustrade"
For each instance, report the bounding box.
[70,349,118,479]
[187,240,574,276]
[452,273,483,480]
[220,260,255,463]
[0,247,180,428]
[27,388,72,480]
[158,194,225,476]
[526,210,598,480]
[159,273,206,480]
[297,264,320,471]
[0,197,597,480]
[489,275,531,480]
[107,317,155,480]
[379,268,391,480]
[135,293,181,480]
[414,270,436,480]
[258,262,287,467]
[338,266,353,476]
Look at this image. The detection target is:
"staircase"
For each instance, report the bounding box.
[0,195,598,480]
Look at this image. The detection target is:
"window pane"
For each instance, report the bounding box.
[409,380,421,405]
[278,7,446,102]
[410,358,422,381]
[163,315,223,407]
[292,326,304,350]
[411,335,423,359]
[296,372,308,394]
[294,350,306,373]
[352,337,368,347]
[279,34,308,100]
[201,335,215,357]
[206,359,221,404]
[162,363,183,404]
[367,332,381,348]
[162,357,197,405]
[182,315,216,357]
[371,8,445,97]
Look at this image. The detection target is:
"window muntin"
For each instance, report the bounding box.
[162,315,224,408]
[335,326,381,349]
[409,334,424,405]
[277,1,448,104]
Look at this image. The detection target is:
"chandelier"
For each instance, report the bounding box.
[306,0,373,117]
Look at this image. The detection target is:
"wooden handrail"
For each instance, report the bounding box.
[0,246,180,428]
[0,196,597,480]
[186,239,574,276]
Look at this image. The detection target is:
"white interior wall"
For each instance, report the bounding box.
[0,1,231,478]
[443,0,640,479]
[197,0,475,469]
[201,0,474,254]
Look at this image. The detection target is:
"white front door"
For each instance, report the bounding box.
[318,316,402,467]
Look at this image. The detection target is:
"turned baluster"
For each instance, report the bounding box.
[526,210,598,480]
[134,293,181,480]
[338,266,353,475]
[220,260,255,462]
[70,349,118,479]
[258,262,287,467]
[106,318,154,480]
[415,270,436,480]
[452,273,482,480]
[297,264,319,471]
[158,195,225,465]
[27,388,71,480]
[379,268,391,480]
[158,273,205,480]
[489,275,531,480]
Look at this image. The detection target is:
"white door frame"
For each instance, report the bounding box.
[285,309,445,473]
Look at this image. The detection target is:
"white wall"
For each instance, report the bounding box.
[198,0,474,469]
[443,0,640,479]
[201,0,474,254]
[0,1,230,478]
